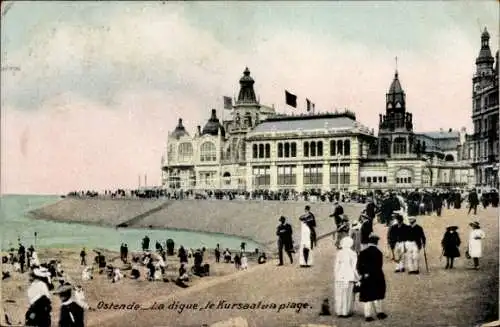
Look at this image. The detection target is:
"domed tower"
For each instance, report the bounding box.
[202,109,225,137]
[237,67,258,104]
[473,27,495,93]
[377,67,415,158]
[171,118,189,139]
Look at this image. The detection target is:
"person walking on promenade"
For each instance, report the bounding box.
[387,213,409,273]
[406,217,426,274]
[276,216,294,266]
[441,226,461,269]
[356,234,388,322]
[359,214,373,252]
[365,198,379,222]
[468,189,479,215]
[301,205,317,249]
[330,201,344,240]
[468,221,485,270]
[433,191,444,217]
[334,236,359,318]
[142,235,150,252]
[299,213,314,268]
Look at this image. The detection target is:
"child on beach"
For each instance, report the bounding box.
[468,221,485,270]
[441,226,461,269]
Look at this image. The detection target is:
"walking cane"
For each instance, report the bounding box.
[423,246,429,273]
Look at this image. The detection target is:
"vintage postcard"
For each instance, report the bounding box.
[1,1,499,327]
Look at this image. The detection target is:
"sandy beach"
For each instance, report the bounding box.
[1,246,259,326]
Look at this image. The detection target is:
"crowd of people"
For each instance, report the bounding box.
[275,188,489,322]
[2,233,264,327]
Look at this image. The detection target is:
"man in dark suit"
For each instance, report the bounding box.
[357,234,388,322]
[302,205,317,249]
[467,189,479,215]
[55,283,85,327]
[276,216,294,266]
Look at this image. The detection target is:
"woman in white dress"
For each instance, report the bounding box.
[334,236,359,317]
[468,221,485,270]
[299,219,313,267]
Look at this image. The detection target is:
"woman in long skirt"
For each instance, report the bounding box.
[334,236,359,317]
[299,219,313,267]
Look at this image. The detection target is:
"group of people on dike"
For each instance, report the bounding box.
[276,187,489,323]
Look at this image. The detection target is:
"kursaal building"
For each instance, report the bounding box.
[162,45,500,192]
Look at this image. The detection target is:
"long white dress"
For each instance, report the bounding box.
[299,221,313,267]
[334,237,359,316]
[468,229,485,258]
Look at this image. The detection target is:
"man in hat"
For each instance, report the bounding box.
[467,189,479,215]
[334,216,350,249]
[365,198,379,222]
[359,214,373,252]
[54,283,85,327]
[276,216,294,266]
[330,201,344,230]
[387,213,409,273]
[357,234,388,322]
[301,205,317,249]
[406,217,426,274]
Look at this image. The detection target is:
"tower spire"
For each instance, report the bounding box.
[395,56,398,74]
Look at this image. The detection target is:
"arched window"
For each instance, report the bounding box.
[265,144,270,158]
[380,138,390,155]
[223,172,231,185]
[343,140,350,156]
[317,141,323,156]
[291,142,297,157]
[395,168,413,184]
[445,154,454,162]
[330,140,336,156]
[252,144,258,158]
[337,140,343,155]
[284,142,290,158]
[178,142,193,162]
[304,142,309,157]
[393,137,407,154]
[278,143,283,158]
[258,144,264,158]
[200,142,216,162]
[310,141,316,156]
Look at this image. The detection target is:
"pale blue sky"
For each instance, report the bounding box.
[1,1,498,193]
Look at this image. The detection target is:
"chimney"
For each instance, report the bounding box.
[178,118,183,127]
[449,128,452,132]
[197,125,201,135]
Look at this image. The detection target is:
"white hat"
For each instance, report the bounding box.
[33,267,51,279]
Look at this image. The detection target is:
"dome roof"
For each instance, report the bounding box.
[171,118,189,139]
[239,67,254,83]
[476,27,494,65]
[389,72,403,94]
[202,109,225,137]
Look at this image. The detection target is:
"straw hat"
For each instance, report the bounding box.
[53,283,72,294]
[469,221,480,229]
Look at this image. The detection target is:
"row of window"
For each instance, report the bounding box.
[251,140,352,159]
[396,177,412,184]
[252,143,271,159]
[252,164,351,186]
[360,176,388,183]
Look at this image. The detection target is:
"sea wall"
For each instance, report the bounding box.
[29,198,364,250]
[123,199,362,247]
[29,198,169,226]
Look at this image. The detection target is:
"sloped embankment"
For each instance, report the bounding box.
[127,200,362,247]
[29,198,171,227]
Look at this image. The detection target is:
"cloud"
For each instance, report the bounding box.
[1,3,498,193]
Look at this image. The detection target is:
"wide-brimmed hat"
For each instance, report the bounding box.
[305,205,311,210]
[53,283,72,294]
[32,267,51,279]
[446,226,459,231]
[469,221,480,228]
[279,216,286,222]
[408,216,417,222]
[392,213,404,221]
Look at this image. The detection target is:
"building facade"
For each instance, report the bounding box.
[162,66,474,192]
[469,27,499,189]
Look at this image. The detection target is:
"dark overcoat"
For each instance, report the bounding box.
[356,245,386,302]
[441,231,461,258]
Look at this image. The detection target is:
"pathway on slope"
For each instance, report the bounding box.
[91,206,499,327]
